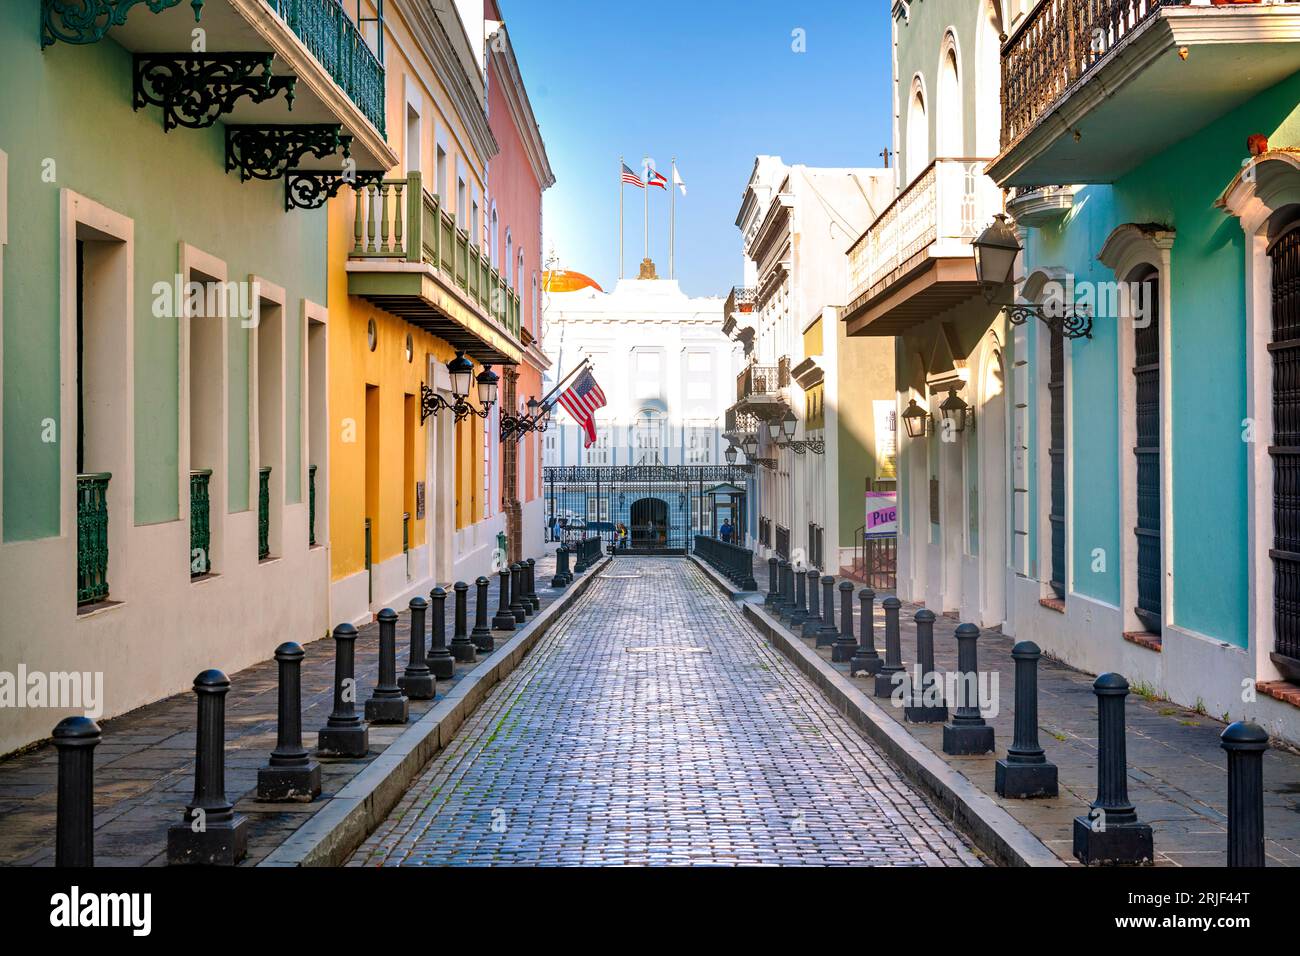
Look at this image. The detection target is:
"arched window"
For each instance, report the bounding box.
[489,205,499,266]
[905,78,929,184]
[633,409,663,465]
[505,229,513,287]
[936,36,962,157]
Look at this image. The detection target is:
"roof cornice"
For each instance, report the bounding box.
[399,0,499,169]
[487,26,556,190]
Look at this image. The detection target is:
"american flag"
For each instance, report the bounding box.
[621,163,645,188]
[647,168,668,189]
[557,368,607,447]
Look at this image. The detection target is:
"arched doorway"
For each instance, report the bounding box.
[630,497,668,550]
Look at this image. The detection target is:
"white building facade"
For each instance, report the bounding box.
[724,159,896,573]
[543,273,740,476]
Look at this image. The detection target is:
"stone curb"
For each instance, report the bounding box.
[689,554,1063,868]
[258,555,612,867]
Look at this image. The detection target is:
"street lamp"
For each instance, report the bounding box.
[972,213,1092,339]
[421,350,496,424]
[724,444,738,465]
[779,408,798,443]
[938,387,971,434]
[741,434,758,459]
[901,398,930,439]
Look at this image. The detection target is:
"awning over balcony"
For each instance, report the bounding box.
[990,1,1300,188]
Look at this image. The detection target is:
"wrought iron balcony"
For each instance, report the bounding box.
[190,469,212,577]
[77,473,111,605]
[348,171,524,367]
[724,286,756,317]
[737,362,790,402]
[267,0,386,136]
[844,158,1001,336]
[992,0,1300,187]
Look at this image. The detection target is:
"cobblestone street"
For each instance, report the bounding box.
[349,558,981,866]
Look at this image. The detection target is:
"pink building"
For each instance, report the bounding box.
[485,1,555,560]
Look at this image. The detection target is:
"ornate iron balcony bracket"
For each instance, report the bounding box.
[133,54,296,132]
[225,125,351,182]
[752,457,777,471]
[781,439,825,456]
[42,0,204,49]
[285,168,383,211]
[420,382,489,426]
[1006,302,1092,340]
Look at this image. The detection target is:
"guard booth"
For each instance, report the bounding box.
[702,482,747,547]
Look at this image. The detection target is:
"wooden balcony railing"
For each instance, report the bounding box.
[351,171,522,339]
[77,473,111,605]
[848,158,1001,302]
[1000,0,1178,151]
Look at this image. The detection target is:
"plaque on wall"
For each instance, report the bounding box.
[415,481,426,520]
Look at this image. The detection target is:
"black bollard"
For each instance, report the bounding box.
[317,623,370,757]
[816,575,839,646]
[904,609,947,722]
[451,581,476,662]
[777,559,793,612]
[493,566,517,630]
[942,623,995,755]
[509,563,529,623]
[167,670,248,865]
[258,642,322,801]
[832,580,858,663]
[875,597,907,697]
[551,546,570,589]
[802,568,822,640]
[53,716,101,867]
[789,563,809,627]
[851,588,883,677]
[472,575,495,653]
[996,641,1058,798]
[365,608,410,724]
[427,586,455,679]
[398,597,436,700]
[525,558,541,611]
[1072,673,1153,865]
[1222,721,1268,867]
[765,557,779,605]
[572,539,588,574]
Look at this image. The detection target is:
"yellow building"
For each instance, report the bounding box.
[327,0,525,624]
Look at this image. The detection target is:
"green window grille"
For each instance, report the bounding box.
[309,464,318,546]
[77,473,111,605]
[190,469,213,577]
[258,466,271,560]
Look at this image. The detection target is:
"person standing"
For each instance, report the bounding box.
[719,519,733,544]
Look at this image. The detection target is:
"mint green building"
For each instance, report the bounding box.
[0,0,396,753]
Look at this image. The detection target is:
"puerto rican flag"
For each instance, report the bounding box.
[557,368,608,447]
[646,167,669,189]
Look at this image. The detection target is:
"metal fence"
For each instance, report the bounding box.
[545,465,748,553]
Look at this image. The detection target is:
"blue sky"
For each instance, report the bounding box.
[503,1,893,298]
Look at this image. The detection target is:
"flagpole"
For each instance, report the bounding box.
[619,155,624,280]
[670,157,676,280]
[539,356,591,409]
[643,157,649,266]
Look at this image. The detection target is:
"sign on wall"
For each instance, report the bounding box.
[865,490,897,540]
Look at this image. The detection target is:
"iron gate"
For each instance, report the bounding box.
[545,465,748,554]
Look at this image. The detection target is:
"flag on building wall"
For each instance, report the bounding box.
[558,368,608,447]
[647,167,669,189]
[621,163,645,188]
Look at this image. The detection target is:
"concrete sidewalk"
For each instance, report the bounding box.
[729,554,1300,866]
[0,553,589,866]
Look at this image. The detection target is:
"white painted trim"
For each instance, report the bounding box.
[1098,225,1175,635]
[1219,152,1300,682]
[250,274,287,556]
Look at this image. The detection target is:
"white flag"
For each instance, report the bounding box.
[673,164,686,196]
